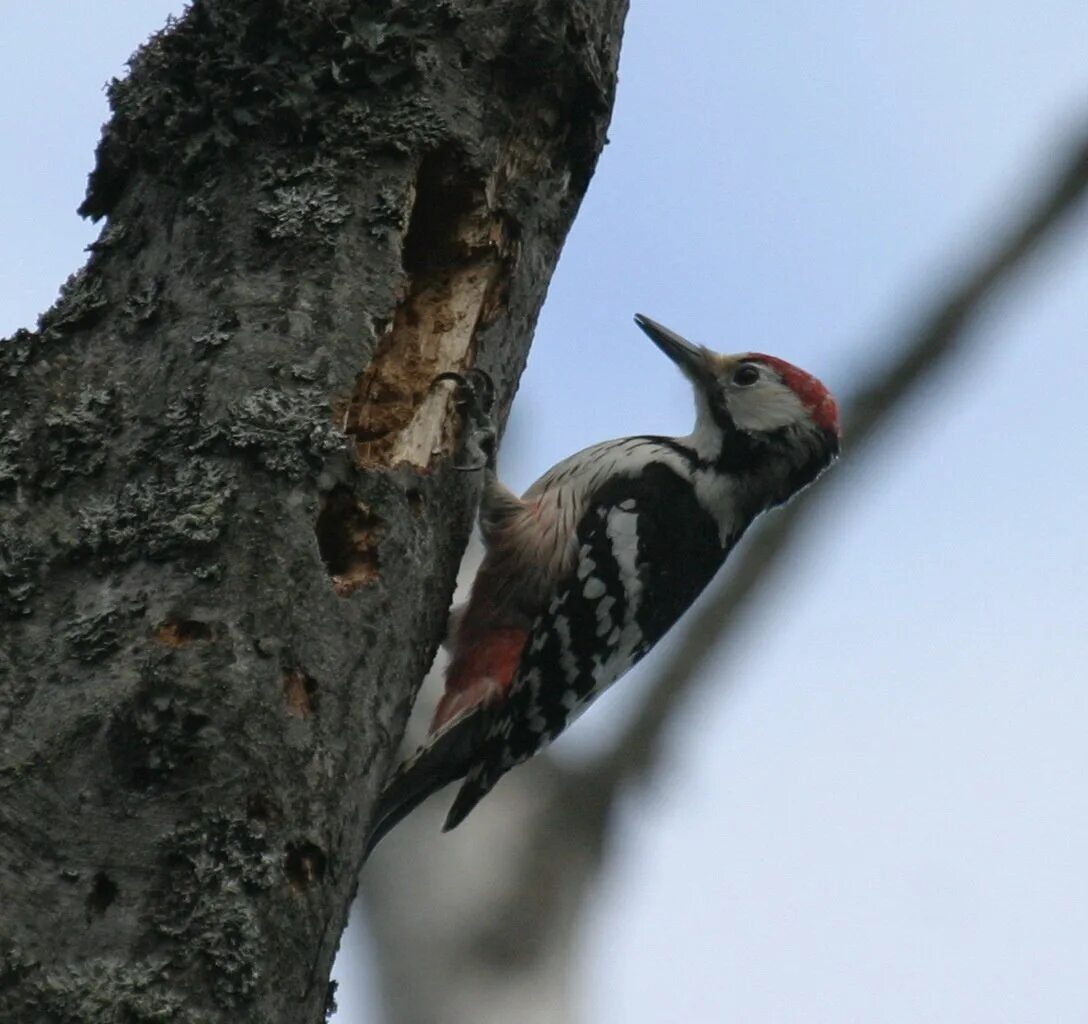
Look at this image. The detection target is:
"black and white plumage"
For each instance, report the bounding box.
[365,314,840,856]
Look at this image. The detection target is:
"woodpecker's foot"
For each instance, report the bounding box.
[432,369,497,471]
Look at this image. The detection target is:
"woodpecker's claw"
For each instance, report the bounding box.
[432,369,497,471]
[432,369,495,411]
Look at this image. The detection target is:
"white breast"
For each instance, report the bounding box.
[508,437,738,586]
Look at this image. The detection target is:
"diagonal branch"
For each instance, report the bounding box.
[578,129,1088,803]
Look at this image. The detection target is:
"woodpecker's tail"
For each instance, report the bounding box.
[363,707,489,860]
[441,765,499,833]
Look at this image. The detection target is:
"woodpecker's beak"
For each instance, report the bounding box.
[634,314,713,385]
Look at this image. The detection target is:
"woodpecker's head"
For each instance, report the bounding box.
[634,314,840,489]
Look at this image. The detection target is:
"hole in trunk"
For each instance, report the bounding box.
[85,872,118,917]
[285,841,327,890]
[154,619,214,646]
[315,485,383,595]
[282,671,317,717]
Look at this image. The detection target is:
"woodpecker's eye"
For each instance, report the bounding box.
[732,364,760,387]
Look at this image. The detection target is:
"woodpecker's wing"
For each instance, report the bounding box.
[443,457,740,830]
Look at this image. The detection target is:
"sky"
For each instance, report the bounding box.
[4,4,1088,1022]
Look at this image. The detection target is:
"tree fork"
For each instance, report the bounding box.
[0,2,628,1021]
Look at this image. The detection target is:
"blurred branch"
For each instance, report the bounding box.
[577,129,1088,806]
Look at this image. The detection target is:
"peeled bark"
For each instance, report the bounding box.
[0,2,627,1021]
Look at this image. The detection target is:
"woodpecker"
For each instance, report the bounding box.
[366,314,840,856]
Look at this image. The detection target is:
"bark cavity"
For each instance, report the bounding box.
[282,671,316,718]
[314,485,383,596]
[85,872,119,918]
[154,619,214,647]
[339,148,510,469]
[285,841,327,891]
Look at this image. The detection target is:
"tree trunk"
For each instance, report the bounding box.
[0,2,627,1021]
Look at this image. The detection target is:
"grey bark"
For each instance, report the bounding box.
[360,134,1088,1023]
[0,2,627,1022]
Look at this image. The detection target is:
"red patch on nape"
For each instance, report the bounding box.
[430,627,529,733]
[751,354,841,436]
